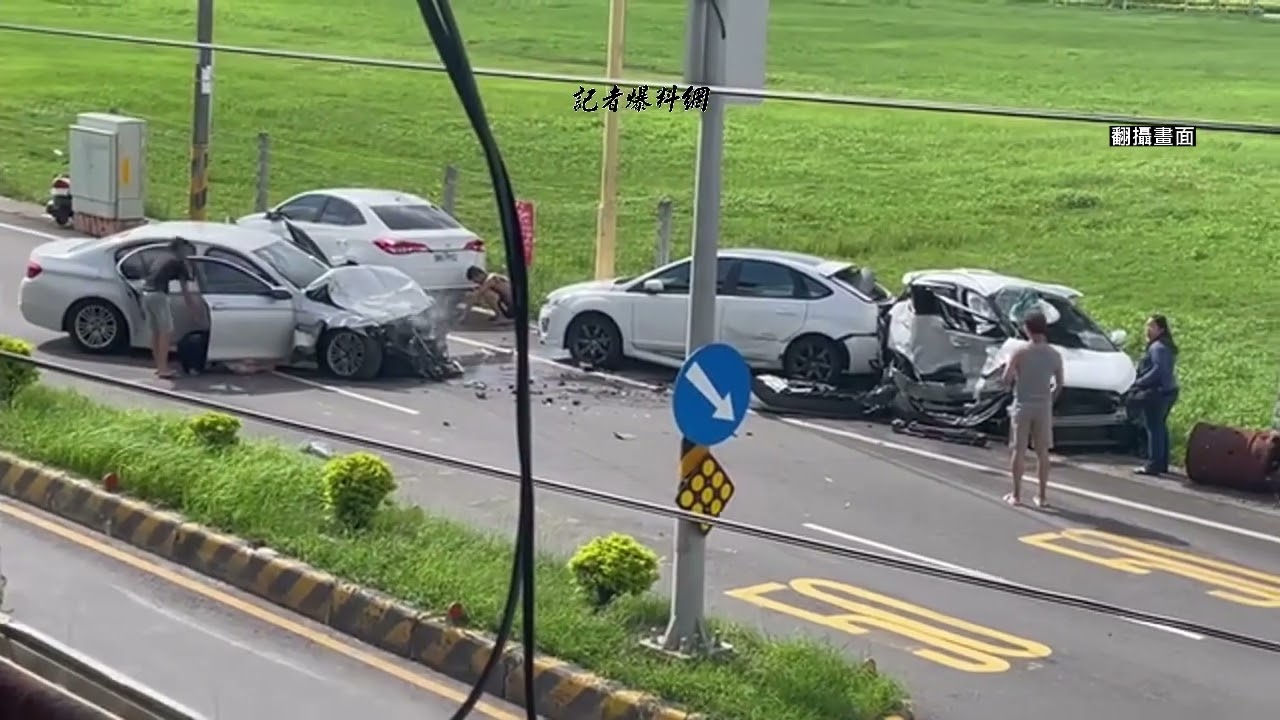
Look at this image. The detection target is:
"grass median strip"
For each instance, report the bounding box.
[0,382,907,720]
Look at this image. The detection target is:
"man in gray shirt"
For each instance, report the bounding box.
[1001,311,1064,508]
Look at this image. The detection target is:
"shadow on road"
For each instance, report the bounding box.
[1038,504,1189,547]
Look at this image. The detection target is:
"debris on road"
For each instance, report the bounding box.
[613,432,636,441]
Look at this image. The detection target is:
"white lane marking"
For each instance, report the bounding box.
[269,371,419,415]
[803,522,1009,583]
[447,334,662,391]
[801,522,1205,640]
[788,417,1280,547]
[115,585,333,680]
[0,220,62,241]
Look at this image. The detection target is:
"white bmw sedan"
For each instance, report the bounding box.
[538,249,892,384]
[236,188,485,293]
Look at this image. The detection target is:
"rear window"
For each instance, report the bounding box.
[371,204,461,231]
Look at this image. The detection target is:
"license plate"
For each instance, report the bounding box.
[433,252,457,263]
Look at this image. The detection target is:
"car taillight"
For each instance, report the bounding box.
[464,238,485,253]
[25,261,42,279]
[373,238,431,255]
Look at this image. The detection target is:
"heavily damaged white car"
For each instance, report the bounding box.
[19,221,458,380]
[885,269,1137,445]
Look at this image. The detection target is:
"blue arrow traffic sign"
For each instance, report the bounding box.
[672,342,752,447]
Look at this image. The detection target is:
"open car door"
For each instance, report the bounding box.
[115,242,207,344]
[904,282,1007,381]
[281,219,339,267]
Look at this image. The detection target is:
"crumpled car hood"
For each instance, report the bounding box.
[985,339,1136,393]
[304,265,439,326]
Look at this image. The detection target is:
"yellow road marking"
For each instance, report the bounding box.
[727,577,1051,673]
[1020,529,1280,609]
[0,500,519,720]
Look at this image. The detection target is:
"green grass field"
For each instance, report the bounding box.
[1,0,1277,451]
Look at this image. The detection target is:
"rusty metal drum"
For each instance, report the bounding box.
[1184,422,1280,492]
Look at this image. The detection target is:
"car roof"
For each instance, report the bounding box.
[720,248,851,271]
[310,188,435,207]
[118,221,282,252]
[902,268,1082,299]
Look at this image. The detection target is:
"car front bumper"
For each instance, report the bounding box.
[537,304,564,347]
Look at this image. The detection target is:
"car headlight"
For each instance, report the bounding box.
[542,295,561,310]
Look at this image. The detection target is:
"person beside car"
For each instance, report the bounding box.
[141,238,200,379]
[1131,314,1180,476]
[461,265,515,323]
[1001,311,1064,508]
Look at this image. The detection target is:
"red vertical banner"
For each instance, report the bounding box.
[515,200,535,268]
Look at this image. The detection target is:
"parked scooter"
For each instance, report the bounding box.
[45,173,72,227]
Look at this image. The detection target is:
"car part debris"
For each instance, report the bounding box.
[300,265,463,381]
[1184,423,1280,493]
[891,418,990,447]
[750,375,896,420]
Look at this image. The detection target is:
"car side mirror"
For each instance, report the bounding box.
[1109,329,1128,347]
[267,287,292,301]
[642,278,664,294]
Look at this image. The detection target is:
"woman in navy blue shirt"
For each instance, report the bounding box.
[1131,314,1180,475]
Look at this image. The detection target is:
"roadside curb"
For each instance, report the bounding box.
[0,451,706,720]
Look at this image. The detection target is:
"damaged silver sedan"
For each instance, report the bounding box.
[22,219,460,380]
[753,268,1140,449]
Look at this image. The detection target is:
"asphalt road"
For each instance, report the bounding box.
[0,498,534,720]
[3,211,1280,720]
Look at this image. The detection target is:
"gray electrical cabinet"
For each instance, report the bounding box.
[68,113,147,220]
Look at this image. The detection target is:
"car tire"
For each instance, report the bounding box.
[783,334,845,385]
[318,329,384,380]
[565,312,623,369]
[65,299,130,354]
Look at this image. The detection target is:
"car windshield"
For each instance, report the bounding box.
[253,241,329,289]
[371,204,462,231]
[992,287,1116,351]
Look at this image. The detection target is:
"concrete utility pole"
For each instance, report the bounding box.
[188,0,214,220]
[660,0,727,655]
[593,0,627,280]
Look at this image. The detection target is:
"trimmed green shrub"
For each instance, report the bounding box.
[0,336,39,404]
[568,533,661,607]
[321,451,396,530]
[184,411,241,448]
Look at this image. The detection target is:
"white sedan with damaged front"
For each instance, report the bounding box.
[538,249,893,384]
[18,221,457,380]
[885,268,1137,445]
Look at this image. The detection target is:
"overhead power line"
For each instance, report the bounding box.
[0,22,1277,134]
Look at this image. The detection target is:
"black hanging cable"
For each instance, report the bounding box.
[409,1,537,718]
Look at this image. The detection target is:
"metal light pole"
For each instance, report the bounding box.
[660,0,727,655]
[593,0,627,280]
[188,0,214,220]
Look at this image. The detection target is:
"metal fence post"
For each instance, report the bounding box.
[441,165,459,215]
[655,197,673,268]
[254,132,271,213]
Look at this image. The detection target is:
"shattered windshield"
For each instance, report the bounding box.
[992,288,1116,352]
[254,241,328,289]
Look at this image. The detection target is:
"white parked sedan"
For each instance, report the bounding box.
[236,188,485,293]
[538,249,893,384]
[18,221,455,380]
